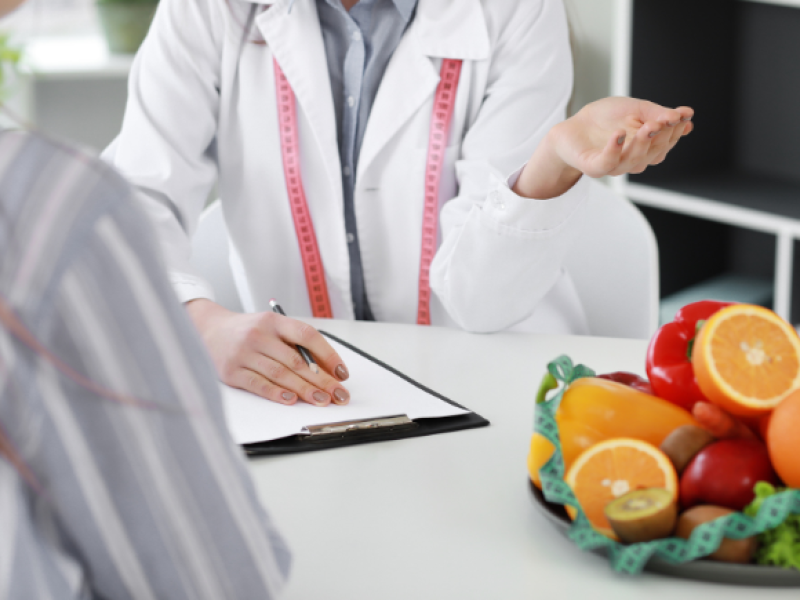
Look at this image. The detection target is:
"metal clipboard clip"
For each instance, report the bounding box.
[301,414,417,442]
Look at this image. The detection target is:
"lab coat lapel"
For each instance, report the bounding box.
[256,0,342,206]
[357,0,490,179]
[355,28,438,180]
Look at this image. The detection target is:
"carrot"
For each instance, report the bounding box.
[757,412,772,442]
[692,401,756,439]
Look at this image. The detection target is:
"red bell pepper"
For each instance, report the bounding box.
[596,371,653,395]
[645,300,734,412]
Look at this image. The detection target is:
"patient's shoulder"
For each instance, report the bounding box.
[0,129,131,217]
[0,129,139,298]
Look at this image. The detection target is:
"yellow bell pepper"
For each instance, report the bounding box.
[529,377,698,488]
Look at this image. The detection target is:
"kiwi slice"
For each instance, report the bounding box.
[604,488,677,544]
[659,425,716,474]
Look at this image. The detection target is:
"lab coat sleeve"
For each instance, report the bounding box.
[101,0,224,304]
[429,0,590,333]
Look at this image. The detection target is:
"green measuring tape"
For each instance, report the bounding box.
[533,355,800,575]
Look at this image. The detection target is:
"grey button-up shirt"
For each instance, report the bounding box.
[316,0,418,320]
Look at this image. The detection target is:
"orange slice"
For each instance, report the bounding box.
[692,304,800,417]
[564,438,678,540]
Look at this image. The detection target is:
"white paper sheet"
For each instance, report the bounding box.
[222,336,468,444]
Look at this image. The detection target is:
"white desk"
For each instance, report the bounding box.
[246,320,798,599]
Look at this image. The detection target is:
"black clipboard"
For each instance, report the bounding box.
[243,331,490,456]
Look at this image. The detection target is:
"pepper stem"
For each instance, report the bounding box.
[536,372,559,404]
[686,319,707,360]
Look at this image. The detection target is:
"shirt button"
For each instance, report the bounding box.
[490,192,505,210]
[347,232,355,244]
[343,166,351,177]
[352,30,362,42]
[347,96,355,108]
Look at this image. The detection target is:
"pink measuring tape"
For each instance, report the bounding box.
[274,58,462,323]
[274,59,333,318]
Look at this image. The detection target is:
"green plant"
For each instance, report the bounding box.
[0,32,21,101]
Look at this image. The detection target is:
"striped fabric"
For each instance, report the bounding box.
[0,130,291,599]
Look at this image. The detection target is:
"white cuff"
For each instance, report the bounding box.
[481,166,589,235]
[169,271,217,304]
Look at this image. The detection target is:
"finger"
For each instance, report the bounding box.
[665,119,688,148]
[656,108,684,128]
[586,130,626,178]
[641,120,679,165]
[228,366,299,405]
[254,338,351,405]
[637,101,692,128]
[675,105,694,123]
[244,353,350,406]
[650,121,689,165]
[611,121,661,176]
[271,314,350,381]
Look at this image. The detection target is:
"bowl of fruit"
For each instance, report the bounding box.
[528,301,800,586]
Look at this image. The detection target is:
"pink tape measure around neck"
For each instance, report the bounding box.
[273,58,462,323]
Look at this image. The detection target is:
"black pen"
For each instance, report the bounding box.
[269,299,319,374]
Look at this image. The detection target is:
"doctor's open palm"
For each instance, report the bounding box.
[514,97,693,200]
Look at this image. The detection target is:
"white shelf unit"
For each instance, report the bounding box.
[612,0,800,323]
[20,35,133,79]
[10,34,132,153]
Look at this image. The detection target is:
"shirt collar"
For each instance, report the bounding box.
[391,0,417,23]
[309,0,417,22]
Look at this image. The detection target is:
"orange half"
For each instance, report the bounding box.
[692,304,800,417]
[564,438,678,540]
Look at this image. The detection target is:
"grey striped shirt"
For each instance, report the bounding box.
[0,130,290,599]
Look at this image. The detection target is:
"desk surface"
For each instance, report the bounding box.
[246,320,797,599]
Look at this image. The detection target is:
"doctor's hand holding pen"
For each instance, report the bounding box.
[187,298,351,407]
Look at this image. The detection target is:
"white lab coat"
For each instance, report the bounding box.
[104,0,592,334]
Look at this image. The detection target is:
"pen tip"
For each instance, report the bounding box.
[311,364,319,374]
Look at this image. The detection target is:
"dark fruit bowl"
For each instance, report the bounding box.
[529,480,800,587]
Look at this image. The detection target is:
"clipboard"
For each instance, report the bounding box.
[230,332,490,456]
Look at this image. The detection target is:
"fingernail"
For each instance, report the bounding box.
[667,121,678,127]
[617,135,625,146]
[281,392,297,404]
[335,364,349,380]
[333,388,350,405]
[681,116,692,122]
[648,131,659,138]
[312,391,330,406]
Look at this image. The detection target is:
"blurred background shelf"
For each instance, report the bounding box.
[613,0,800,325]
[659,274,774,325]
[8,33,131,153]
[21,34,132,79]
[744,0,800,7]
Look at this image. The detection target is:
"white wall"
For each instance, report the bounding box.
[564,0,616,113]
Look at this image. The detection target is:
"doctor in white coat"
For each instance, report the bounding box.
[104,0,693,407]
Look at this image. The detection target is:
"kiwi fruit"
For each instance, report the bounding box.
[659,425,716,474]
[604,488,678,543]
[676,505,757,563]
